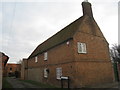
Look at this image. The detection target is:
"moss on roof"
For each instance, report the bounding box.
[28,16,84,59]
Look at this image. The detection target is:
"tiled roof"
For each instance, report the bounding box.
[28,16,84,59]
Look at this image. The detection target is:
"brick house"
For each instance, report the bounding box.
[0,52,9,89]
[0,52,9,77]
[4,63,21,77]
[22,1,114,88]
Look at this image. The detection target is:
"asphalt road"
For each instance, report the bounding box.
[5,77,41,89]
[3,77,120,89]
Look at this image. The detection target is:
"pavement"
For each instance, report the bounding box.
[91,82,120,88]
[5,77,41,89]
[3,77,120,89]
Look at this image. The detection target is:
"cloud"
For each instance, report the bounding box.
[1,0,118,63]
[118,1,120,44]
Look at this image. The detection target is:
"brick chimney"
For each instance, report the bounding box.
[82,0,93,18]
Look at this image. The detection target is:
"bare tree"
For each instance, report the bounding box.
[110,44,120,63]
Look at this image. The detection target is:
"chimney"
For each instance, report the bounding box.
[82,0,93,18]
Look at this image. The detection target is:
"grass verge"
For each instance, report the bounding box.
[19,79,58,88]
[2,77,13,88]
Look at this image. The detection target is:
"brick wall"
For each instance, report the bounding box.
[72,16,114,87]
[5,64,21,77]
[28,68,42,82]
[27,40,75,87]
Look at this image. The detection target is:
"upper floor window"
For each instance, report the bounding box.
[35,56,38,63]
[77,42,87,54]
[44,52,48,60]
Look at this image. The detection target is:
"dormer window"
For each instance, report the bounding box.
[44,52,48,60]
[77,42,87,54]
[35,56,38,63]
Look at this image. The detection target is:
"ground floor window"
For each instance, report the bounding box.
[56,67,62,79]
[44,68,48,78]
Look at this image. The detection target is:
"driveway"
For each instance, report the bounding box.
[5,77,41,89]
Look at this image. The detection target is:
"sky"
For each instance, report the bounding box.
[118,1,120,44]
[0,0,119,63]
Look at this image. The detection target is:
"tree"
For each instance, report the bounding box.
[110,44,120,63]
[110,44,120,82]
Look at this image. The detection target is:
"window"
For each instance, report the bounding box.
[44,68,48,78]
[56,67,62,79]
[35,56,38,63]
[77,42,87,53]
[10,68,12,70]
[44,52,48,60]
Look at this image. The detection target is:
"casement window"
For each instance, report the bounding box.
[56,67,62,80]
[44,68,48,78]
[77,42,87,54]
[44,52,48,60]
[35,56,38,63]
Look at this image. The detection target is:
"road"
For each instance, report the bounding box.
[3,77,120,89]
[4,77,41,89]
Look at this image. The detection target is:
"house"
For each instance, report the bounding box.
[0,52,9,89]
[4,63,21,77]
[0,52,9,75]
[22,1,114,88]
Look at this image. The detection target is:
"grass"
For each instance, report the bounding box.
[19,79,58,88]
[2,77,13,88]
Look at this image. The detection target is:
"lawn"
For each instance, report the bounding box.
[2,77,13,88]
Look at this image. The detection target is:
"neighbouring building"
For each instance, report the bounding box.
[4,63,21,77]
[0,52,9,89]
[21,1,114,88]
[21,58,28,80]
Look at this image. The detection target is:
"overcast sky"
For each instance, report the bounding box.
[0,0,119,63]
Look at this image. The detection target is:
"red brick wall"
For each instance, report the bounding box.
[5,64,21,76]
[72,16,114,87]
[27,40,75,87]
[28,39,74,68]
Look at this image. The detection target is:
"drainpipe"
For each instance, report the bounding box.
[117,62,120,82]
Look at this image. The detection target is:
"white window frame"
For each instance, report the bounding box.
[56,67,62,80]
[35,56,38,63]
[77,42,87,54]
[44,68,48,78]
[44,52,48,60]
